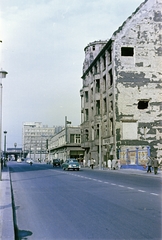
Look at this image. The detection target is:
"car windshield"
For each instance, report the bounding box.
[69,160,78,163]
[66,159,78,163]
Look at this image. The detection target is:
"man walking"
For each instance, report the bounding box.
[153,157,159,175]
[90,158,94,169]
[147,157,152,173]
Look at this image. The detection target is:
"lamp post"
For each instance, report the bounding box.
[99,121,102,170]
[3,131,7,167]
[14,142,17,161]
[0,69,8,181]
[65,116,71,144]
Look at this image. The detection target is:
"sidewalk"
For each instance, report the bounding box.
[0,167,14,240]
[84,165,162,178]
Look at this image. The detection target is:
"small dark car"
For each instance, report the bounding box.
[53,159,61,167]
[62,159,80,171]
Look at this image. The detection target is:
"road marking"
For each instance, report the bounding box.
[53,170,160,197]
[138,190,146,193]
[150,193,159,196]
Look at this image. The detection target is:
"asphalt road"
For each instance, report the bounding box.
[9,161,162,240]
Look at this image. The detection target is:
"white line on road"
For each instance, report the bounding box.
[138,190,146,193]
[53,170,160,197]
[150,193,159,196]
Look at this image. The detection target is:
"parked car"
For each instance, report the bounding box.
[53,159,61,167]
[62,159,80,171]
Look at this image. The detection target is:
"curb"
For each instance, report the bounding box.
[0,167,15,240]
[82,166,162,177]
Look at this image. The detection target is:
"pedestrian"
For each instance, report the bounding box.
[147,157,152,173]
[1,158,3,170]
[90,158,94,169]
[112,159,116,170]
[108,159,111,170]
[152,157,159,175]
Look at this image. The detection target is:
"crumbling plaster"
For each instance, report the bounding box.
[113,0,162,157]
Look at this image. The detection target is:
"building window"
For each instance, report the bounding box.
[96,100,100,115]
[91,106,94,117]
[91,87,93,102]
[102,54,106,69]
[121,47,134,56]
[85,91,88,102]
[70,134,81,143]
[94,64,97,74]
[138,100,149,109]
[75,134,80,143]
[96,79,100,93]
[103,75,106,92]
[103,98,107,113]
[70,134,74,143]
[85,109,89,121]
[92,45,95,51]
[85,129,89,141]
[110,118,113,135]
[97,124,99,138]
[108,48,112,63]
[110,100,113,111]
[109,69,113,86]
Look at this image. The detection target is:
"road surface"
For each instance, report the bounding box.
[9,161,162,240]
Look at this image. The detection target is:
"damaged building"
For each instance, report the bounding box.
[80,0,162,168]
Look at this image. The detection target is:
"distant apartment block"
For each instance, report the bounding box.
[22,122,63,161]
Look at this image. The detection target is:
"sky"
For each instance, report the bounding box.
[0,0,144,148]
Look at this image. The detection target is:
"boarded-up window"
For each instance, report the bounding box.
[122,122,137,139]
[121,47,134,56]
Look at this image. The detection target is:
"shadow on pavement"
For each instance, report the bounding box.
[16,229,33,240]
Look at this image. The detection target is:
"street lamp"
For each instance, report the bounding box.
[14,143,17,161]
[0,69,8,181]
[65,116,71,143]
[3,131,7,167]
[99,121,102,170]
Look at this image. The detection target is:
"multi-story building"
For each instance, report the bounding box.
[22,122,60,161]
[80,0,162,168]
[48,124,84,162]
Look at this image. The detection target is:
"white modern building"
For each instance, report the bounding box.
[22,122,61,161]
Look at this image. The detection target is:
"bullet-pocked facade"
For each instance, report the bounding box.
[80,0,162,167]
